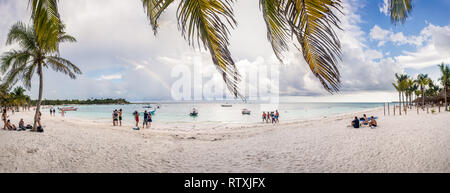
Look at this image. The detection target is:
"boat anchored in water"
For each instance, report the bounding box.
[59,107,77,111]
[242,108,251,115]
[190,108,198,116]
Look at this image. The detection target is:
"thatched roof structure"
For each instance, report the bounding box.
[413,90,450,104]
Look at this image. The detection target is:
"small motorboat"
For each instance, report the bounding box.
[242,108,251,115]
[221,104,232,107]
[190,108,198,116]
[59,107,77,111]
[143,105,152,108]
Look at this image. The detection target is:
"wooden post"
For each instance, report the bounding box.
[405,106,407,115]
[417,107,419,114]
[384,103,386,116]
[388,103,390,116]
[439,104,441,113]
[394,105,396,116]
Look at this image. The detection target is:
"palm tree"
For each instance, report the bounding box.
[394,73,408,111]
[405,78,415,108]
[426,80,440,97]
[0,22,81,131]
[438,63,449,111]
[392,82,402,115]
[11,86,28,111]
[415,74,430,107]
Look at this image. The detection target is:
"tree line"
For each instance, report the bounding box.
[392,63,450,112]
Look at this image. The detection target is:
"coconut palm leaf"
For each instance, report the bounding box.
[142,0,175,34]
[260,0,290,63]
[176,0,241,98]
[29,0,61,52]
[283,0,343,92]
[46,56,82,79]
[388,0,413,24]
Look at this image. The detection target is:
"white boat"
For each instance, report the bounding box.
[59,107,77,111]
[221,104,232,107]
[242,108,251,115]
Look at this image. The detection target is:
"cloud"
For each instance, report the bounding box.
[97,74,122,80]
[395,24,450,69]
[379,0,389,16]
[369,25,427,47]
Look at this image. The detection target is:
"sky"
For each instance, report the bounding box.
[0,0,449,102]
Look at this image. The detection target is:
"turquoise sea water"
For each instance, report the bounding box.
[52,102,384,124]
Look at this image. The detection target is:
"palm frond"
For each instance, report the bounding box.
[29,0,61,52]
[142,0,175,34]
[46,56,82,79]
[58,34,77,43]
[260,0,290,63]
[388,0,412,24]
[6,22,36,51]
[0,50,32,74]
[284,0,343,93]
[177,0,241,98]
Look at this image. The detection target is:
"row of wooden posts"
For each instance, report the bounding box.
[383,103,446,116]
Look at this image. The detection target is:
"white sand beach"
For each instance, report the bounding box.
[0,107,449,173]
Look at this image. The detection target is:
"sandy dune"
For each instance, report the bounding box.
[1,107,449,173]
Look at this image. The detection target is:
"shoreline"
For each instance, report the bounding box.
[1,106,449,172]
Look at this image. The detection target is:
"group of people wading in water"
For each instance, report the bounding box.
[262,110,279,124]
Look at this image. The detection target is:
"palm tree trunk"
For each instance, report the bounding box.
[422,87,425,107]
[398,92,402,115]
[445,85,448,111]
[33,64,43,131]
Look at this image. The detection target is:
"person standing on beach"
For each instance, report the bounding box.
[275,110,279,123]
[143,111,148,128]
[262,112,266,123]
[119,109,123,126]
[112,110,117,126]
[134,111,139,127]
[149,111,154,128]
[266,112,270,123]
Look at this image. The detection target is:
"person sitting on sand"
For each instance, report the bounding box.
[369,116,377,128]
[5,120,17,130]
[362,114,369,125]
[18,119,25,131]
[351,117,360,128]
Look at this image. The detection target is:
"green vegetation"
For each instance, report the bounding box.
[0,20,81,130]
[33,98,130,106]
[393,62,449,109]
[0,86,31,109]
